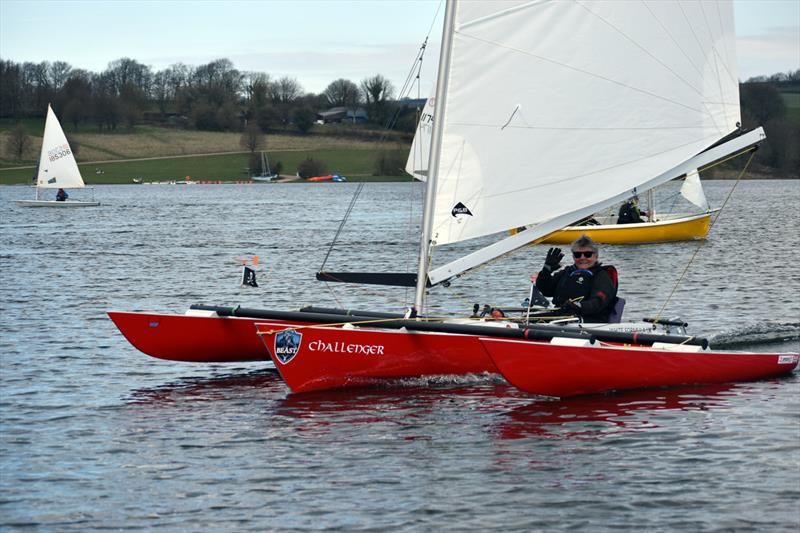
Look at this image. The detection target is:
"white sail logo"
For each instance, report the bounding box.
[451,202,473,218]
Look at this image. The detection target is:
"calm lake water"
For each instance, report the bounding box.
[1,180,799,531]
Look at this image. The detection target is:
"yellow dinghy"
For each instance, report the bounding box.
[534,211,715,245]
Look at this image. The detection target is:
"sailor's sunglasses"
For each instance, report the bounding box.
[572,251,595,258]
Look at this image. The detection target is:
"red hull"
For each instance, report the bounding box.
[481,337,800,398]
[255,322,498,393]
[108,311,287,362]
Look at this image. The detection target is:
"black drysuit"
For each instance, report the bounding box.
[536,263,618,323]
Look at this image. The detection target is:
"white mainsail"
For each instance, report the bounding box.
[415,0,756,290]
[36,104,85,189]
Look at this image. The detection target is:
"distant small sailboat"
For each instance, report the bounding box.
[252,151,279,182]
[15,105,99,208]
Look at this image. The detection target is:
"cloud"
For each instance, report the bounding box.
[736,26,800,79]
[142,42,440,96]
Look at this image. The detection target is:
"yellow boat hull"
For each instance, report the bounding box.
[534,213,712,245]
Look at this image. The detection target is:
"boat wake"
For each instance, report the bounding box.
[708,321,800,349]
[392,371,506,389]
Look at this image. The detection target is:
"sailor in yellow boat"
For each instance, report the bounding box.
[533,235,618,323]
[617,195,645,224]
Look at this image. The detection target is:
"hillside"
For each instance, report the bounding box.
[0,126,411,184]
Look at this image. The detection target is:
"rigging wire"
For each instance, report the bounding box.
[317,38,429,274]
[318,3,443,308]
[653,148,757,321]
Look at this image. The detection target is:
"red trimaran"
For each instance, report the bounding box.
[109,0,798,397]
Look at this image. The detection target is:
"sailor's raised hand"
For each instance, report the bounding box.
[543,247,563,271]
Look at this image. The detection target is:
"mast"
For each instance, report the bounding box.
[414,0,457,312]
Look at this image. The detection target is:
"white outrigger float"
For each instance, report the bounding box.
[15,105,99,208]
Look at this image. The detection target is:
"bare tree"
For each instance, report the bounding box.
[245,72,271,110]
[6,123,32,160]
[49,61,72,91]
[323,78,361,108]
[106,57,152,95]
[60,71,92,129]
[361,74,394,105]
[240,123,263,153]
[269,76,303,104]
[0,60,24,118]
[361,74,395,125]
[268,76,303,125]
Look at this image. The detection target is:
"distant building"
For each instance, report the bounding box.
[316,106,369,124]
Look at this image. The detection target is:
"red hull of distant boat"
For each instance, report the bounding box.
[255,321,498,393]
[481,337,799,398]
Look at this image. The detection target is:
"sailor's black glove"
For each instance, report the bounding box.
[543,247,564,271]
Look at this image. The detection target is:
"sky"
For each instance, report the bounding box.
[1,0,798,96]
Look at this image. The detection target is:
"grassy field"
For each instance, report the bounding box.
[782,92,800,123]
[0,146,411,185]
[0,123,411,184]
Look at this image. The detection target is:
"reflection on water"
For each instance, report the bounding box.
[494,384,739,440]
[122,369,794,445]
[125,369,281,405]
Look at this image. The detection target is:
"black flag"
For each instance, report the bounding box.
[241,265,258,287]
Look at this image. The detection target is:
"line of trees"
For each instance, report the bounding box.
[0,57,411,134]
[1,57,797,175]
[739,71,799,175]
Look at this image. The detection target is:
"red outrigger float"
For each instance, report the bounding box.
[108,306,418,363]
[108,310,273,363]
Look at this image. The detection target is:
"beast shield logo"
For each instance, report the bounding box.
[451,202,473,217]
[274,330,302,364]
